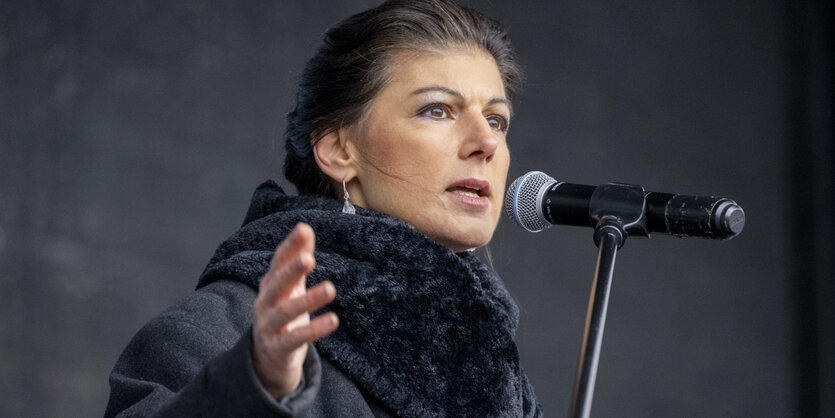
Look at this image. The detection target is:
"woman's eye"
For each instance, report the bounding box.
[419,104,451,120]
[487,115,509,132]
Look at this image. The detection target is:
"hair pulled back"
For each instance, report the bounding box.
[283,0,522,196]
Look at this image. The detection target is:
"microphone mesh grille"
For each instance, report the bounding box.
[504,171,555,232]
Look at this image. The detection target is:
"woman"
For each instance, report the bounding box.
[105,0,541,416]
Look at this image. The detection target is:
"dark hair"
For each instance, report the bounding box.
[283,0,522,196]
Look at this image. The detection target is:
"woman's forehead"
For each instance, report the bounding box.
[380,50,508,101]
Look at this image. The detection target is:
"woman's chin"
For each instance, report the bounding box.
[404,210,498,253]
[433,230,493,253]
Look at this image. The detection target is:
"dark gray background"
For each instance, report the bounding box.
[1,0,832,416]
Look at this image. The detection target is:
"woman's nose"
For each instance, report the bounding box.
[459,113,499,162]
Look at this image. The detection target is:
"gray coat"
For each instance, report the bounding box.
[105,279,392,417]
[105,182,541,417]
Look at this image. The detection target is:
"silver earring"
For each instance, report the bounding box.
[342,177,356,215]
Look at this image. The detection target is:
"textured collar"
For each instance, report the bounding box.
[198,181,540,417]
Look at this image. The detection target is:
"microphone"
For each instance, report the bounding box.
[504,171,745,239]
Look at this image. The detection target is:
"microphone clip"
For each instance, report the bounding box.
[589,183,649,248]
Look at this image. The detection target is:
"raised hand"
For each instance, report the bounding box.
[252,223,338,398]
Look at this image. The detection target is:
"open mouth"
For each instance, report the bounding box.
[448,186,484,198]
[445,179,490,203]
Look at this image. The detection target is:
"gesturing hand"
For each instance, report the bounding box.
[252,223,338,399]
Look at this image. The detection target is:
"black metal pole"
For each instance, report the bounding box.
[568,225,623,418]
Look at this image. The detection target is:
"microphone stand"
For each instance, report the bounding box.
[568,183,648,418]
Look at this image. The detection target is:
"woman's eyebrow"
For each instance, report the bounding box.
[410,85,512,113]
[411,85,464,98]
[488,97,513,115]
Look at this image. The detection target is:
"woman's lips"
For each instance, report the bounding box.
[446,179,490,208]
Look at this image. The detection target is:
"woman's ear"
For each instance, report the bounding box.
[312,128,357,183]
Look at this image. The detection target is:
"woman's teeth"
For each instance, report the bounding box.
[453,189,480,198]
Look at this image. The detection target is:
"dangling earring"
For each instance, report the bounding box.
[342,177,356,215]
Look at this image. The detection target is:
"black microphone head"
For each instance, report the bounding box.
[504,171,557,232]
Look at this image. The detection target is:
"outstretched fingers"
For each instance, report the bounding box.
[257,252,314,313]
[261,280,337,337]
[257,223,316,311]
[270,223,315,270]
[276,312,339,352]
[251,223,339,399]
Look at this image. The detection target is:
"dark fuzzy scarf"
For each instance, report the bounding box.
[197,181,540,417]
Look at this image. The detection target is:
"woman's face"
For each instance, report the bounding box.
[346,50,511,252]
